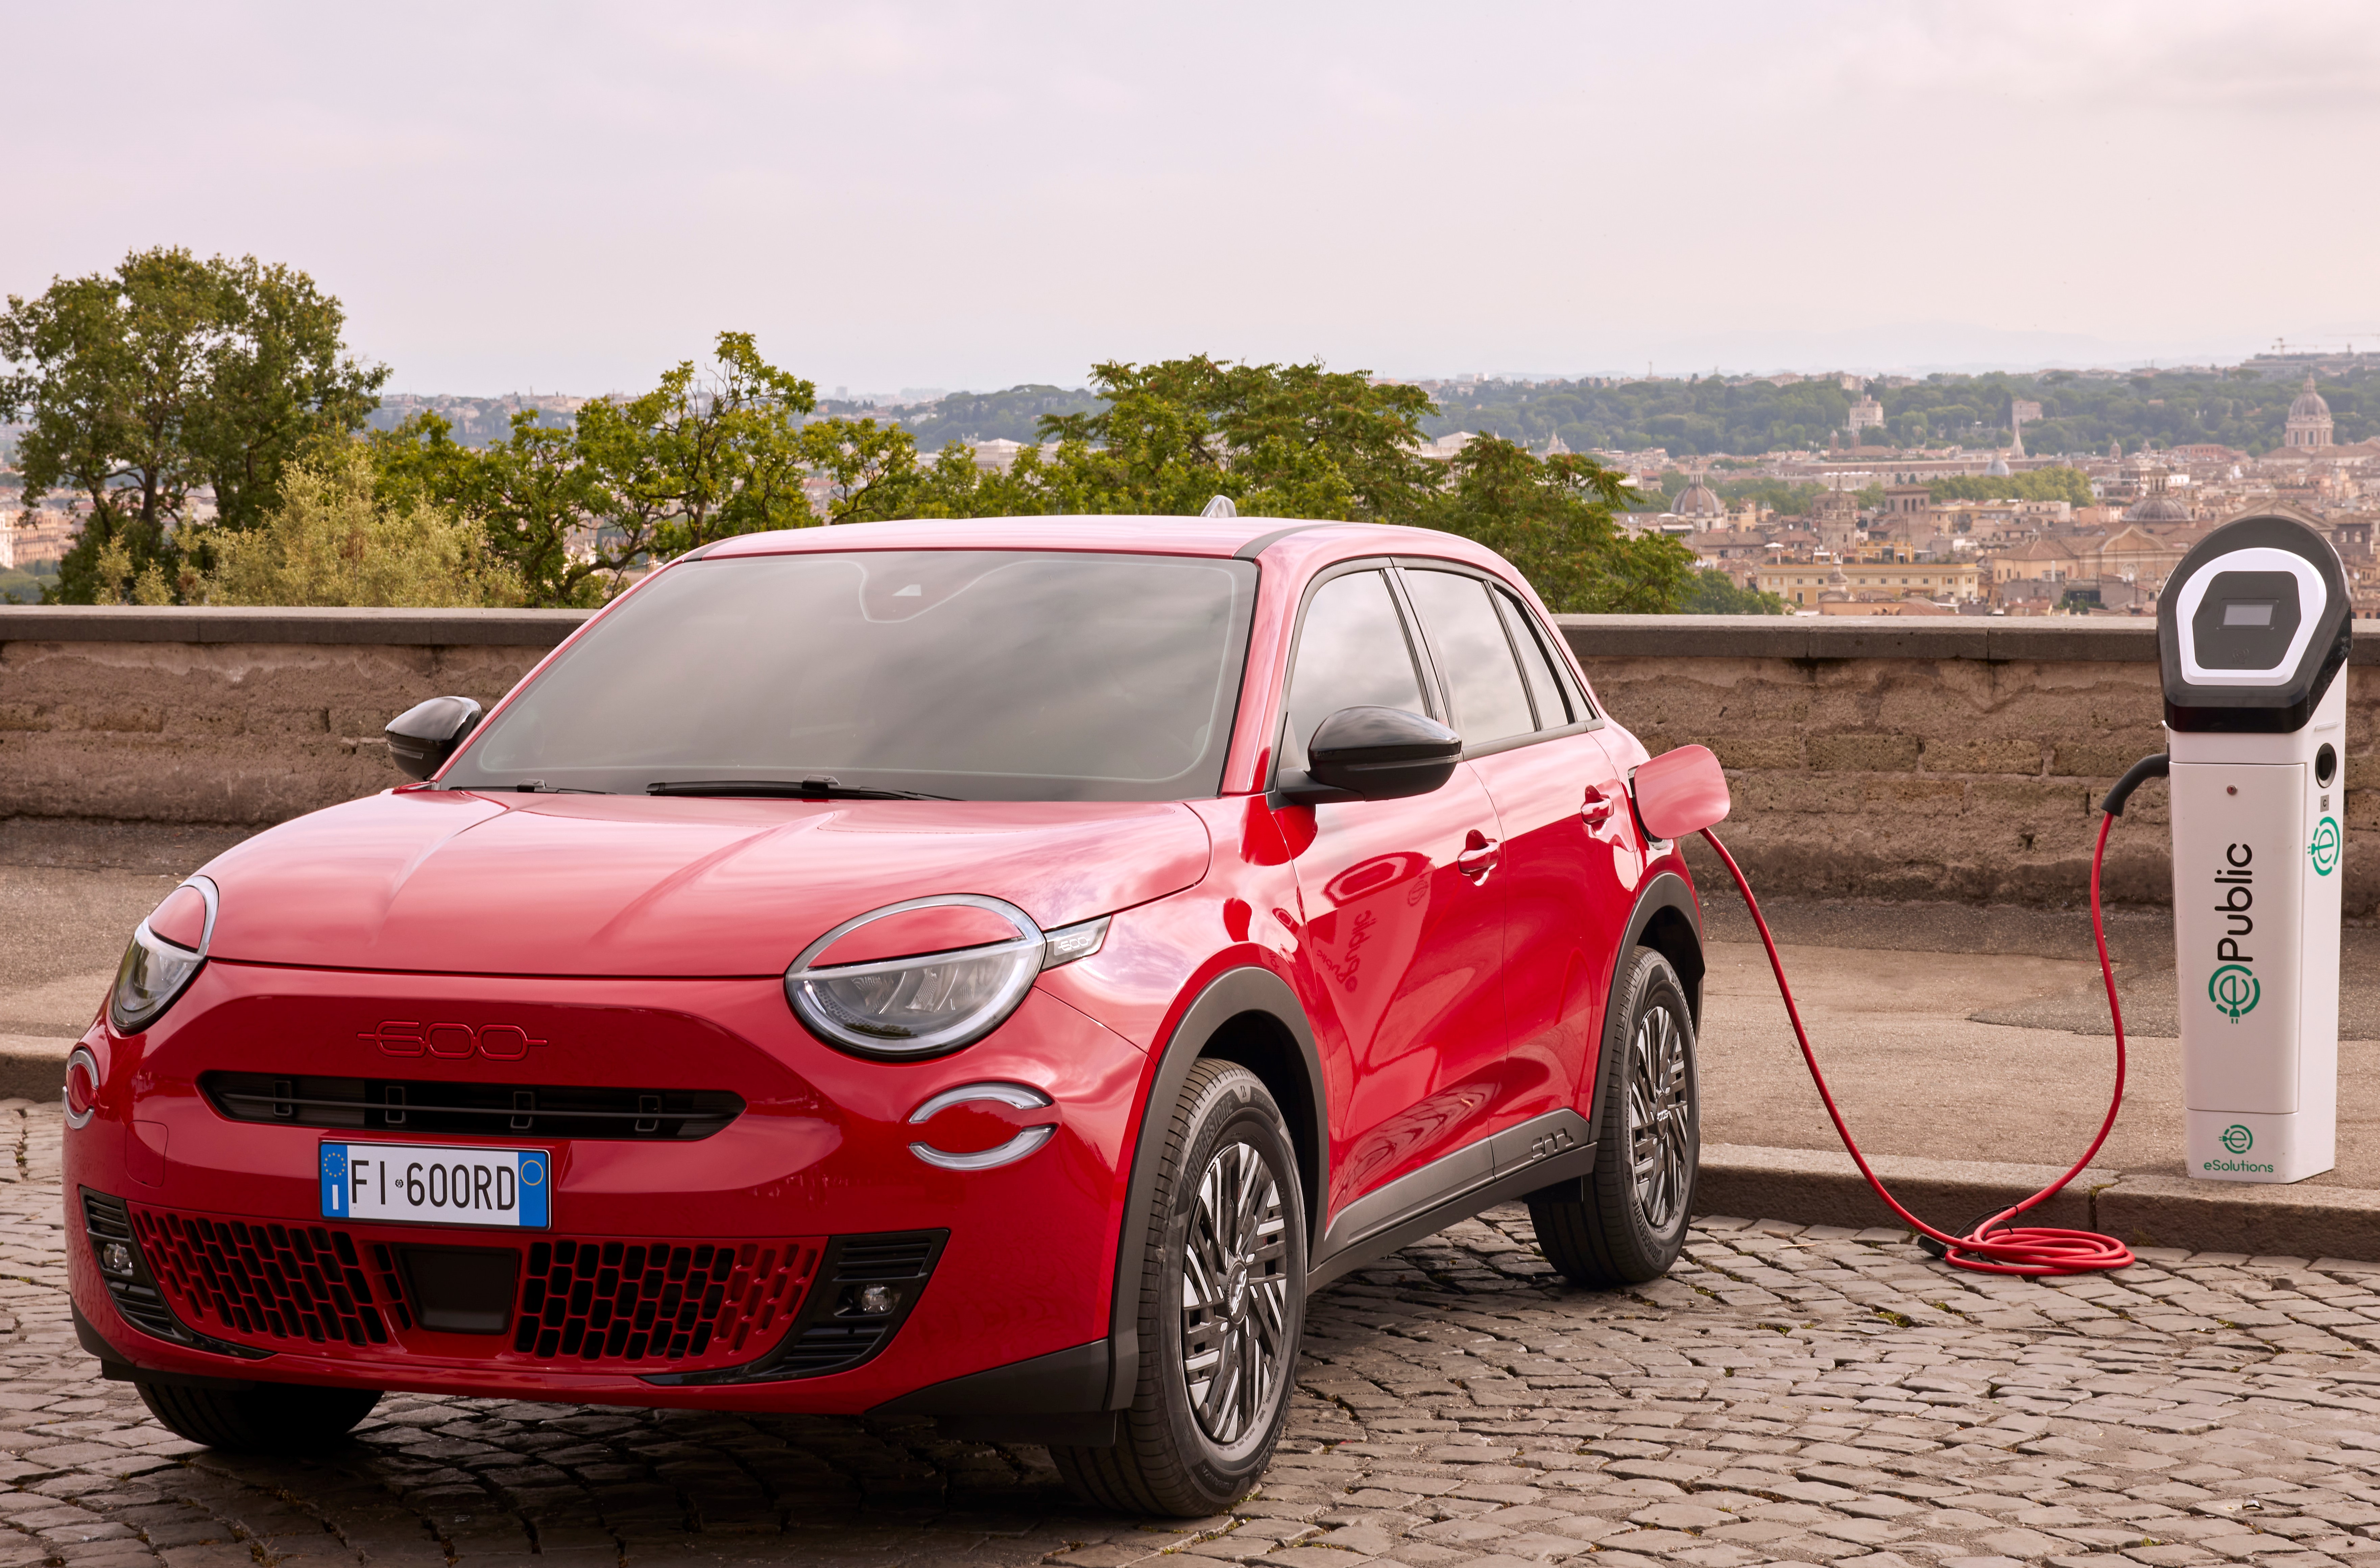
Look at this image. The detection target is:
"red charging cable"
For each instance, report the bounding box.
[1698,812,2136,1276]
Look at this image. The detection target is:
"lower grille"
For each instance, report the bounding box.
[134,1210,394,1347]
[513,1238,816,1363]
[122,1205,817,1371]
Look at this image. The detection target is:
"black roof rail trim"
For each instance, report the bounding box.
[1233,524,1329,560]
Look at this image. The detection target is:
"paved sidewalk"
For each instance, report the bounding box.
[6,1102,2380,1566]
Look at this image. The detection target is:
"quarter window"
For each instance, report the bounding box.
[1280,570,1431,773]
[1494,590,1572,730]
[1403,569,1536,746]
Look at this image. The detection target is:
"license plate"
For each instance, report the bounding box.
[319,1143,550,1229]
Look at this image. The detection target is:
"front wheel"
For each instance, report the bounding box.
[1531,946,1700,1287]
[1052,1060,1306,1517]
[135,1379,381,1452]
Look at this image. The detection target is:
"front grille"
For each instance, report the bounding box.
[513,1238,816,1363]
[122,1205,817,1371]
[200,1073,743,1141]
[133,1210,395,1347]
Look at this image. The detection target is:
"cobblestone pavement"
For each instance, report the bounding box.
[16,1103,2380,1568]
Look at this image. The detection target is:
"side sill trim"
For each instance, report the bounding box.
[1313,1109,1595,1271]
[1308,1138,1600,1290]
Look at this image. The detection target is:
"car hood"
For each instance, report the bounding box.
[200,790,1213,977]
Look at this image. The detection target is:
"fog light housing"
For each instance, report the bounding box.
[100,1241,136,1277]
[848,1284,898,1317]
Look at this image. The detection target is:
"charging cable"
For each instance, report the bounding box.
[1693,752,2169,1277]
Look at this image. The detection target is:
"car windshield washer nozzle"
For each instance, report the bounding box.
[2159,511,2353,1183]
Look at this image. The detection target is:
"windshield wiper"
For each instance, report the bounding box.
[645,777,954,802]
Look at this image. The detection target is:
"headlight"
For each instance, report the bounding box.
[109,878,217,1033]
[786,895,1110,1059]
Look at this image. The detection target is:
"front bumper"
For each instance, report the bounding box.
[66,960,1147,1415]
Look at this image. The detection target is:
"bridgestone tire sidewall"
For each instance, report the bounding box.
[1149,1067,1307,1495]
[1600,949,1699,1270]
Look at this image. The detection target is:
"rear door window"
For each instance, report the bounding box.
[1402,569,1536,747]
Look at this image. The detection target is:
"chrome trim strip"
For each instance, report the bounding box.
[910,1125,1056,1171]
[63,1048,98,1130]
[908,1082,1054,1123]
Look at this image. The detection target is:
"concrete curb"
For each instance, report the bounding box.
[0,1037,70,1104]
[1702,1141,2380,1263]
[1696,1143,2111,1238]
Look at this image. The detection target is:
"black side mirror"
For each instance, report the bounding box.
[1276,706,1461,804]
[386,696,484,781]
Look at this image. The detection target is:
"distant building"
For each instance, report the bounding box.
[1847,394,1885,442]
[1758,558,1979,607]
[2284,376,2335,450]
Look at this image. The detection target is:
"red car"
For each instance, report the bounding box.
[67,516,1706,1515]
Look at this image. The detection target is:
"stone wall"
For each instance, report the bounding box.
[0,608,588,831]
[4,607,2375,909]
[1558,616,2380,913]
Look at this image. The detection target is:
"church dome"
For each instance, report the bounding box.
[2292,376,2332,421]
[2123,494,2192,523]
[1984,451,2011,478]
[1674,478,1723,517]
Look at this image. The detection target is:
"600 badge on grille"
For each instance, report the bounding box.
[321,1143,550,1229]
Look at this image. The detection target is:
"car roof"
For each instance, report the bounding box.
[698,515,1517,575]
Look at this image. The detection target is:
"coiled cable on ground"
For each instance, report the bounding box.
[1697,795,2147,1277]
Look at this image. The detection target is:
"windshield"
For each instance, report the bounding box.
[443,550,1258,802]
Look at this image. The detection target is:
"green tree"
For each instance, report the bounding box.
[0,247,385,603]
[1414,435,1697,613]
[1684,567,1787,614]
[371,333,818,605]
[1034,357,1437,520]
[1926,466,2094,507]
[201,443,519,607]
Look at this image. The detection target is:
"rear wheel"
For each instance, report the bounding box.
[135,1379,381,1452]
[1531,946,1699,1287]
[1052,1060,1305,1517]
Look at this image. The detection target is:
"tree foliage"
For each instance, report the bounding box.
[1411,436,1696,613]
[201,443,519,608]
[0,247,385,603]
[1924,466,2095,507]
[1685,567,1787,615]
[363,349,1701,613]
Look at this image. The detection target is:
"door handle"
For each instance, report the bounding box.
[1581,786,1615,827]
[1457,830,1501,879]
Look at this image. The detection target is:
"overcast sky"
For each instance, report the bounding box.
[9,2,2375,395]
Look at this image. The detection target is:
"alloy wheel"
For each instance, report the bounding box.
[1177,1138,1290,1446]
[1626,1000,1692,1230]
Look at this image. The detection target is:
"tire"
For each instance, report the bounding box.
[1531,946,1700,1287]
[1052,1060,1306,1517]
[135,1379,381,1453]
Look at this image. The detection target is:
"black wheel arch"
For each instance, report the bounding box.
[1585,871,1704,1136]
[1103,965,1326,1410]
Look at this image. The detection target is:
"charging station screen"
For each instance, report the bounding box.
[2192,570,2301,669]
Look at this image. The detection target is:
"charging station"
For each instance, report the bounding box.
[2160,513,2354,1183]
